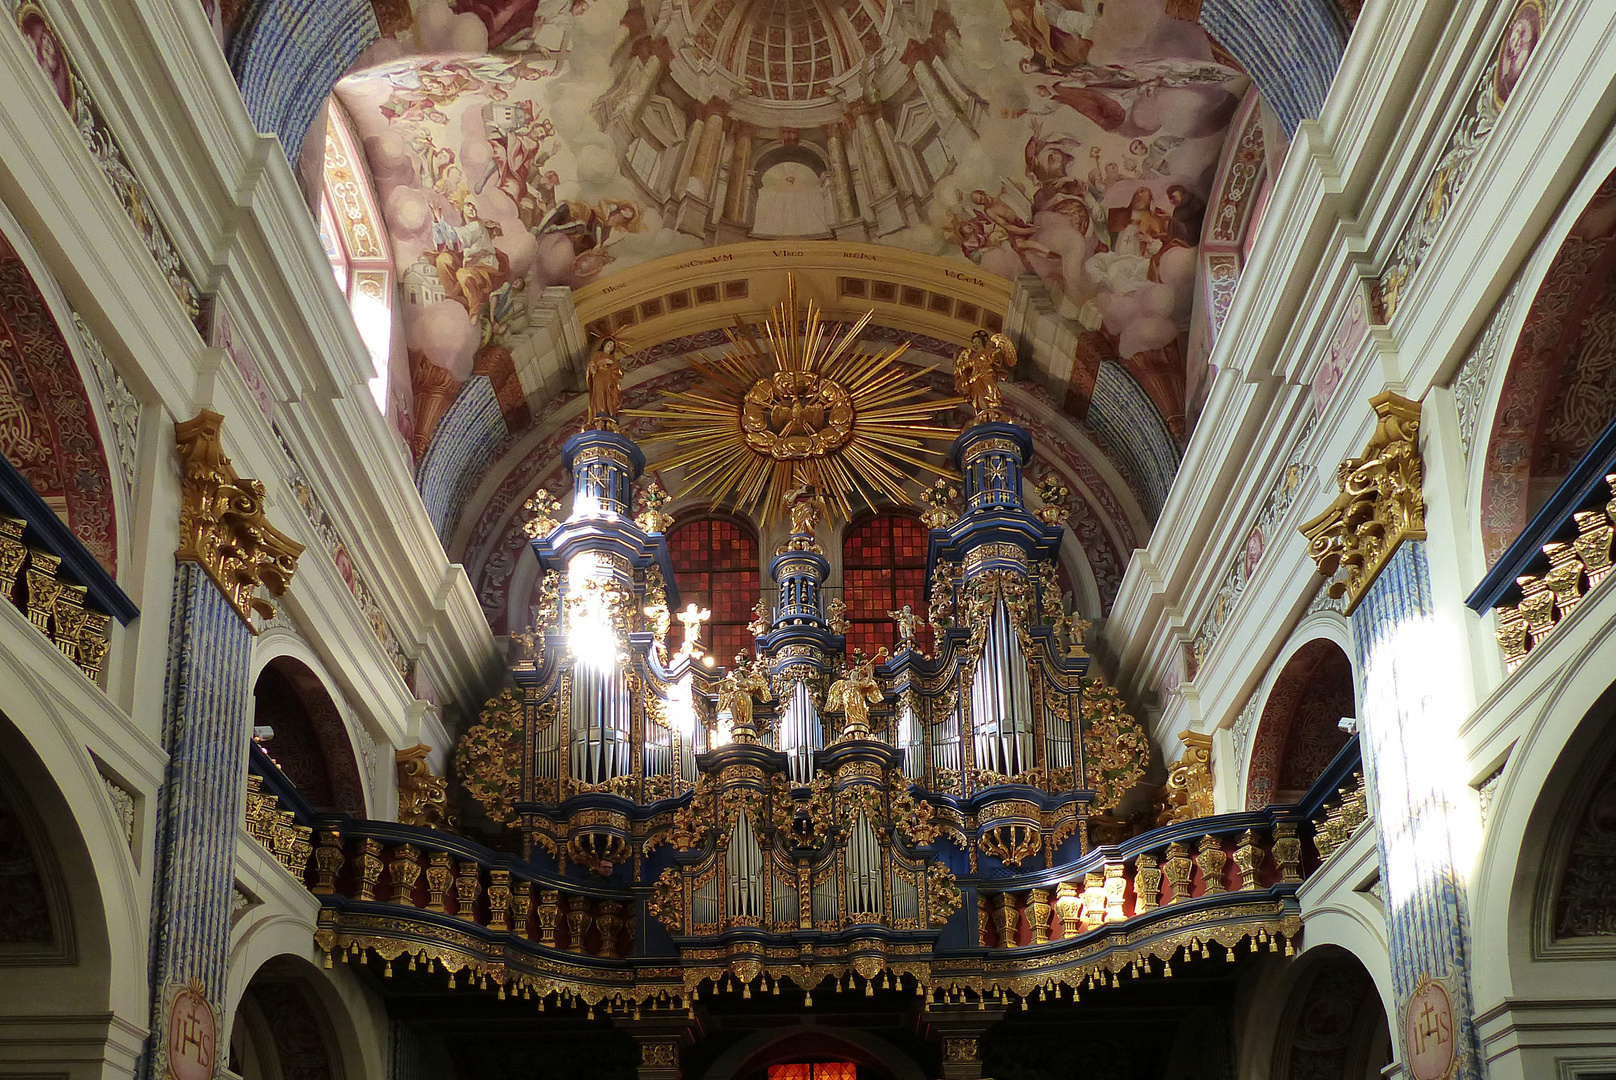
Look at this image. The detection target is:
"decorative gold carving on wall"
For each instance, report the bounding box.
[396,745,454,829]
[1299,392,1425,613]
[1079,677,1147,811]
[1160,732,1214,825]
[174,411,303,628]
[455,688,526,824]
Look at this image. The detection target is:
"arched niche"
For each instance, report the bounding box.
[251,656,367,815]
[1478,166,1616,566]
[700,1025,926,1080]
[0,224,121,576]
[1245,638,1355,809]
[228,954,368,1080]
[0,710,126,1078]
[750,143,835,239]
[1268,946,1393,1080]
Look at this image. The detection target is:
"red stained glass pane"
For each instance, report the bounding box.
[841,514,930,654]
[669,518,760,662]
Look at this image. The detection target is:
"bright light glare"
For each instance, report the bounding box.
[1360,609,1481,910]
[351,288,392,412]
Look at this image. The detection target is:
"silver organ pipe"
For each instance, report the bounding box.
[1043,688,1074,774]
[896,695,923,780]
[971,598,1034,776]
[535,693,561,789]
[932,694,962,777]
[724,812,765,921]
[693,874,720,926]
[570,660,632,784]
[847,811,884,919]
[643,706,673,786]
[776,680,822,784]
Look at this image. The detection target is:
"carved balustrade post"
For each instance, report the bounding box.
[538,890,560,947]
[1232,830,1261,891]
[455,861,481,921]
[1271,824,1302,883]
[566,895,592,953]
[389,844,422,906]
[312,831,344,895]
[356,838,383,901]
[596,900,624,958]
[487,870,512,931]
[512,881,532,937]
[1079,872,1106,930]
[1103,863,1127,922]
[1027,889,1051,946]
[994,893,1019,948]
[1196,835,1228,895]
[1053,882,1081,938]
[1134,852,1163,911]
[425,852,453,913]
[1163,842,1194,903]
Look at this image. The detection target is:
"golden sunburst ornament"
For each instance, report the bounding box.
[628,276,960,524]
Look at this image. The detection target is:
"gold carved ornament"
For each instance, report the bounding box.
[1159,732,1215,825]
[396,745,455,829]
[1299,392,1425,613]
[454,688,531,825]
[174,411,304,629]
[1079,676,1148,811]
[625,274,962,524]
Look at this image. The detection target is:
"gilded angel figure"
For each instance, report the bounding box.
[953,330,1018,424]
[826,652,885,739]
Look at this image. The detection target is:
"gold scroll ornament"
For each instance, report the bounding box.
[174,411,303,628]
[1299,391,1425,613]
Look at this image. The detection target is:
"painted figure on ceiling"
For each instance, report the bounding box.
[432,199,508,315]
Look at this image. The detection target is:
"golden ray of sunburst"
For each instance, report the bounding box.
[625,275,962,524]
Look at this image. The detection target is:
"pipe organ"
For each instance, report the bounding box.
[460,408,1152,973]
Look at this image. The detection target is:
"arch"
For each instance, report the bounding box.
[1198,0,1349,136]
[1267,945,1393,1080]
[840,511,930,656]
[1478,166,1616,566]
[225,0,380,164]
[252,656,367,815]
[1245,638,1355,809]
[0,228,119,575]
[701,1025,927,1080]
[668,514,762,662]
[0,704,138,1078]
[226,951,379,1080]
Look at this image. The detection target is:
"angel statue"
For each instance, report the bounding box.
[954,329,1018,424]
[715,654,773,744]
[824,597,849,636]
[888,604,922,651]
[676,602,710,659]
[826,651,886,740]
[585,336,623,431]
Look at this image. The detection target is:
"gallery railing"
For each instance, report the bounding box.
[250,741,1366,1012]
[1469,414,1616,671]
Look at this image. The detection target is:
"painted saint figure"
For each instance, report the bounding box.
[432,200,506,315]
[585,337,623,431]
[954,330,1018,424]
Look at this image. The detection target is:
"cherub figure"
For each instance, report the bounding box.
[954,330,1018,424]
[824,597,849,636]
[748,597,773,637]
[889,604,921,651]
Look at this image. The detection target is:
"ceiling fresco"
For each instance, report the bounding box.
[325,0,1259,629]
[335,0,1248,442]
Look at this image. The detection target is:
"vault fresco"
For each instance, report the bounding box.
[334,0,1248,446]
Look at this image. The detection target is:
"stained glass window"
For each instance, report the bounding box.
[767,1065,856,1080]
[841,513,930,656]
[669,517,760,662]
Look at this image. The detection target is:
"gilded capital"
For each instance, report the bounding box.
[1299,391,1425,613]
[1160,730,1214,825]
[174,410,304,629]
